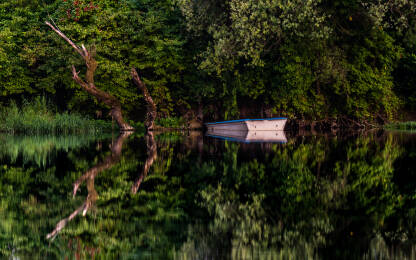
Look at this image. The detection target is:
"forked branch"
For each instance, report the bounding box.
[46,20,133,131]
[45,21,85,58]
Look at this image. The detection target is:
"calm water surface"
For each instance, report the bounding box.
[0,130,416,259]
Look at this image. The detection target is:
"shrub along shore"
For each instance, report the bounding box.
[0,97,112,134]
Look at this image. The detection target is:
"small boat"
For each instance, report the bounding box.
[206,129,287,143]
[205,118,287,132]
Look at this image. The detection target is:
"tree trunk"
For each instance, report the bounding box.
[131,68,157,131]
[197,101,204,122]
[45,21,133,132]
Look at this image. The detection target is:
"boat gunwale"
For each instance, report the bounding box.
[205,117,287,125]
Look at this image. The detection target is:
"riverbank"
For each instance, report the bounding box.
[284,117,382,132]
[2,97,415,134]
[156,117,413,132]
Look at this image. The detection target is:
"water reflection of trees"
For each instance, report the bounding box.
[0,132,180,258]
[132,132,157,194]
[0,134,110,167]
[1,132,416,258]
[47,132,133,240]
[178,132,415,259]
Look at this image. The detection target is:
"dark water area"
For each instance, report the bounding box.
[1,130,416,259]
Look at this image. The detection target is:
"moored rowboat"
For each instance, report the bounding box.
[205,117,287,132]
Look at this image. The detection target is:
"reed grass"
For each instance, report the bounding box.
[0,97,112,134]
[385,121,416,131]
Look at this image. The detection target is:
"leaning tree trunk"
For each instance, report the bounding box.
[45,21,133,131]
[131,68,157,131]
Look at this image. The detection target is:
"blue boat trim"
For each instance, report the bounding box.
[205,117,287,125]
[206,134,287,144]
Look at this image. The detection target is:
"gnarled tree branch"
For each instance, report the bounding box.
[131,68,157,131]
[45,21,85,58]
[46,21,134,132]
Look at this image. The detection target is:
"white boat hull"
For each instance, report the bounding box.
[205,118,287,132]
[205,118,287,143]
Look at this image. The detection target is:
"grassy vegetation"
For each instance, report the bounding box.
[0,97,112,134]
[385,121,416,131]
[156,117,187,129]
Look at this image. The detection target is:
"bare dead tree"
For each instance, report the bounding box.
[131,68,157,131]
[45,21,134,132]
[131,131,157,194]
[47,132,132,240]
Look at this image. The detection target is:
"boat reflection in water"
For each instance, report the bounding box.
[206,129,287,143]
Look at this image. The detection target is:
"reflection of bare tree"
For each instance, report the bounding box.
[131,132,157,194]
[47,132,132,240]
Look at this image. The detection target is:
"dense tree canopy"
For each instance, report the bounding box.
[1,0,416,122]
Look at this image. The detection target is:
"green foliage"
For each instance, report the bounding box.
[0,1,36,98]
[345,30,402,119]
[0,97,112,134]
[362,0,416,33]
[180,0,330,69]
[46,0,186,117]
[179,0,414,120]
[385,121,416,131]
[394,53,416,110]
[0,0,186,121]
[156,117,187,128]
[1,0,416,123]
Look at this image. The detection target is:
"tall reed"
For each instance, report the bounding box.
[0,97,112,134]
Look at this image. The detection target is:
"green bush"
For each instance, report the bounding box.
[156,117,187,129]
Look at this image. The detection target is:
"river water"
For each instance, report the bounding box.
[0,130,415,259]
